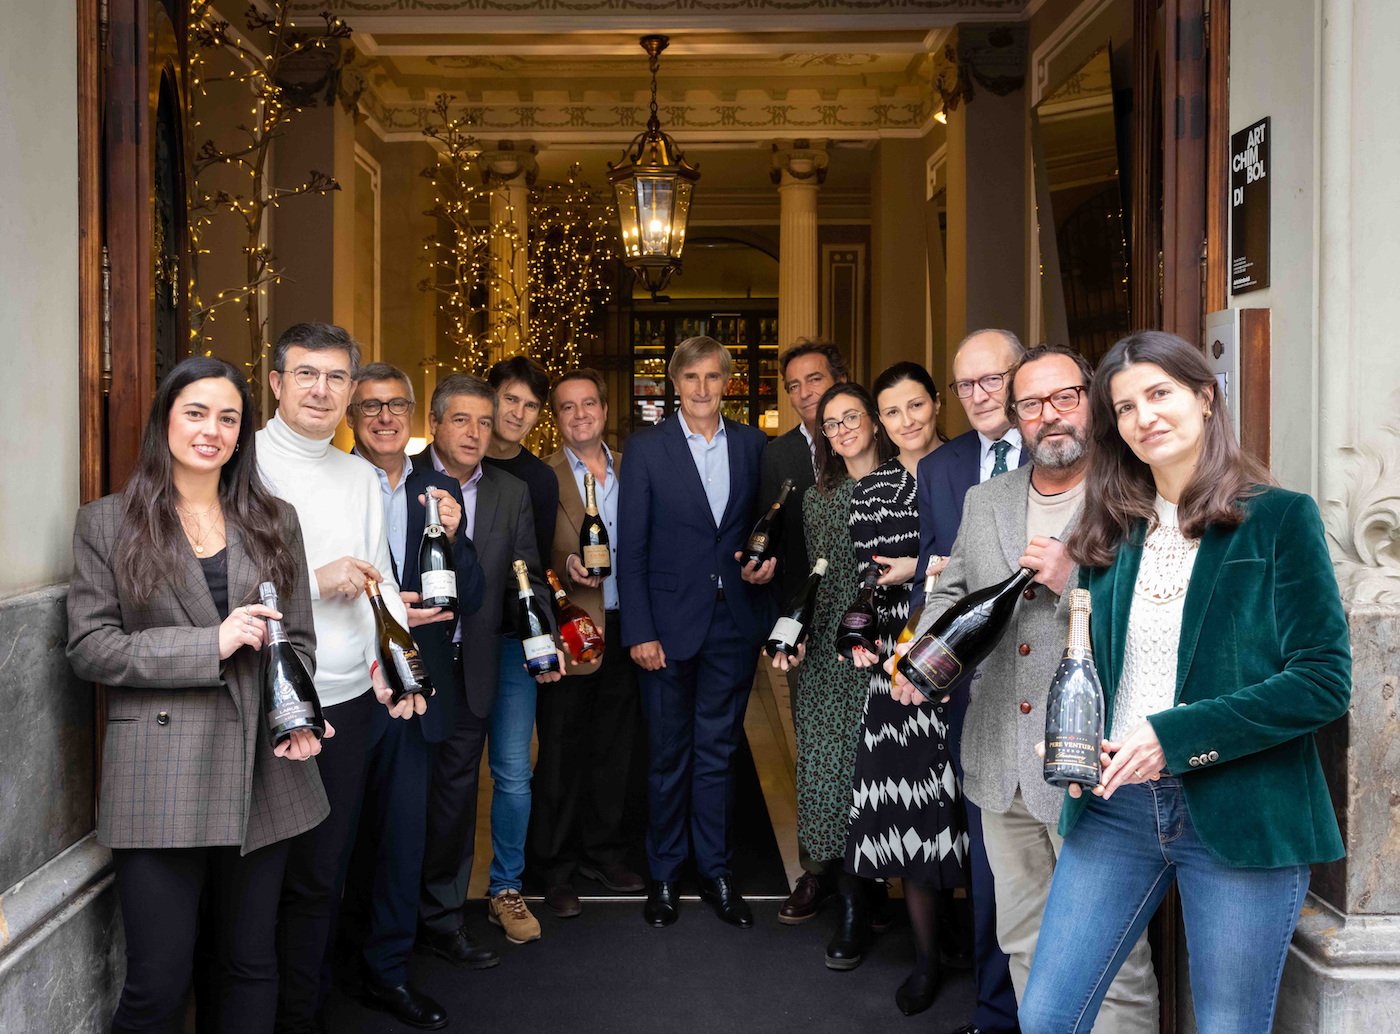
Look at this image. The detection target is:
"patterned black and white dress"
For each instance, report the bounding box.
[844,458,967,887]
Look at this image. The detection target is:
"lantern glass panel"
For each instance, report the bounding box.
[612,179,641,258]
[636,174,676,256]
[671,180,694,259]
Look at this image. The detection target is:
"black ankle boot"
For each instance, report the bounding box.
[824,873,871,971]
[894,958,941,1015]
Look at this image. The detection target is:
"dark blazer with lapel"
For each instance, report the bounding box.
[545,446,623,678]
[759,424,816,607]
[618,416,776,660]
[67,493,329,855]
[413,449,548,721]
[1065,487,1351,867]
[397,461,486,743]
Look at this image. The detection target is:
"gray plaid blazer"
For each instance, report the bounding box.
[67,493,329,854]
[917,464,1078,826]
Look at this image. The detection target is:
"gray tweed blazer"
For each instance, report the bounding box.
[916,464,1078,826]
[67,493,329,854]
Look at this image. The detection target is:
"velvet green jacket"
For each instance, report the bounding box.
[1061,486,1351,868]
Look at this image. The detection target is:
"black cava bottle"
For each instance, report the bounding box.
[765,557,827,658]
[417,489,457,619]
[259,581,325,746]
[835,560,882,659]
[743,477,794,568]
[366,578,433,702]
[514,560,561,677]
[895,566,1035,697]
[1043,588,1104,788]
[579,472,612,578]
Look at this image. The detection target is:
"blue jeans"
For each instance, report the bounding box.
[1021,777,1309,1034]
[486,636,537,895]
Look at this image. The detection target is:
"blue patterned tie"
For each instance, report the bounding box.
[990,439,1013,478]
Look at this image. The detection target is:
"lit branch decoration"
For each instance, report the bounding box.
[187,2,352,371]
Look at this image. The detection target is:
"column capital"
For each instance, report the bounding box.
[770,141,829,187]
[480,140,538,186]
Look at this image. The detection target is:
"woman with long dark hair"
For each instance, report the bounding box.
[1020,331,1351,1032]
[67,356,331,1033]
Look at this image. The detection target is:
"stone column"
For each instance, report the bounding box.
[772,141,827,433]
[481,141,537,362]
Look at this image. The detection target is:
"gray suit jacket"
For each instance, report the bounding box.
[67,493,329,854]
[916,464,1078,825]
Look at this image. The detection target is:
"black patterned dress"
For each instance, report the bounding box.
[844,458,967,886]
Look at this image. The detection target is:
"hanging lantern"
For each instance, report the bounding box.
[608,35,699,297]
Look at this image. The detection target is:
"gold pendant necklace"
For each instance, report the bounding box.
[178,501,223,556]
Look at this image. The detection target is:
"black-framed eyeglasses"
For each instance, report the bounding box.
[286,366,352,391]
[1013,385,1086,421]
[950,370,1011,399]
[352,397,413,417]
[819,411,866,437]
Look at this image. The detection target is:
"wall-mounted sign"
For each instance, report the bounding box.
[1230,116,1270,294]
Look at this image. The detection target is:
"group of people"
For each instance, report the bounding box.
[67,318,1351,1034]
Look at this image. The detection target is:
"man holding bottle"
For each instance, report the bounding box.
[530,368,645,919]
[618,335,777,929]
[901,345,1158,1031]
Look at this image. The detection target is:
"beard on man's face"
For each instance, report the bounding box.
[1029,419,1089,469]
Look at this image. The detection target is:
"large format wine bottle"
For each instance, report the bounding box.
[835,560,882,659]
[579,472,612,578]
[259,581,325,746]
[742,477,794,568]
[366,578,434,703]
[514,560,561,677]
[896,567,942,647]
[546,568,604,665]
[1043,588,1104,789]
[417,489,457,620]
[765,557,828,658]
[894,566,1035,697]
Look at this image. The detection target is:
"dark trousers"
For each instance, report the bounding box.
[948,684,1020,1033]
[111,841,289,1034]
[276,689,387,1034]
[529,611,640,886]
[639,601,759,882]
[420,668,489,934]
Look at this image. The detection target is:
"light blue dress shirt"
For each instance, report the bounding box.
[428,445,483,643]
[565,444,620,611]
[677,411,730,525]
[362,450,413,580]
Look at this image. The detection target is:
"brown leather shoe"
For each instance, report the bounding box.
[778,871,834,925]
[545,883,582,918]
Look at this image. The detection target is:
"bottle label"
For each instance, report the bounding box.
[772,617,802,644]
[582,544,611,568]
[522,634,557,662]
[747,532,769,553]
[421,569,457,601]
[573,616,600,641]
[391,644,426,692]
[268,698,316,729]
[905,633,962,690]
[1045,734,1099,771]
[841,611,873,629]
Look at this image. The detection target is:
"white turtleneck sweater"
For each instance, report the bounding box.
[257,411,409,708]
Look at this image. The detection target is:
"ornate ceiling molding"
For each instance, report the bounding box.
[299,0,1024,15]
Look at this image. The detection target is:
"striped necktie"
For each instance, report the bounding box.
[990,439,1013,478]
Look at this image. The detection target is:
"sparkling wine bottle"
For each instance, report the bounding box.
[514,560,561,677]
[417,489,457,620]
[765,557,828,658]
[743,477,794,568]
[546,568,604,665]
[579,472,612,578]
[895,566,1035,697]
[835,560,882,659]
[366,578,434,703]
[259,581,325,746]
[896,567,942,647]
[1043,589,1104,788]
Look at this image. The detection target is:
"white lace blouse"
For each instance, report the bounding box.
[1110,496,1201,738]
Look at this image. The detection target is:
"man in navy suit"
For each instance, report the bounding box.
[342,363,487,1030]
[914,329,1027,1034]
[618,335,778,929]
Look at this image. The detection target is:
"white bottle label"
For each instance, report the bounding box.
[582,544,611,568]
[772,617,803,644]
[523,634,557,662]
[421,569,457,600]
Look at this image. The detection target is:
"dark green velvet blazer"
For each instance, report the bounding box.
[1061,486,1351,868]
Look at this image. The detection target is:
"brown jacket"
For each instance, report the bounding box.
[66,493,329,854]
[545,446,622,677]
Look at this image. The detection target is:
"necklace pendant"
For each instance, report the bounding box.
[195,544,205,556]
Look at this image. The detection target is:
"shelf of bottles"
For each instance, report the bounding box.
[630,311,781,436]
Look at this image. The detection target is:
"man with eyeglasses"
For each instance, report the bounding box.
[255,324,430,1034]
[899,345,1159,1034]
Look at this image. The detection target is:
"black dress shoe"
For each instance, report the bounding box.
[362,980,448,1030]
[778,871,834,925]
[416,925,501,969]
[545,883,582,918]
[699,876,753,929]
[578,861,646,893]
[644,880,680,927]
[895,964,941,1016]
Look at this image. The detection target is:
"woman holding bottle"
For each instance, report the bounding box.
[1020,331,1351,1032]
[846,361,967,1016]
[773,382,892,969]
[66,356,330,1033]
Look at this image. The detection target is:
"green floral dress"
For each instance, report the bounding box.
[793,477,869,864]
